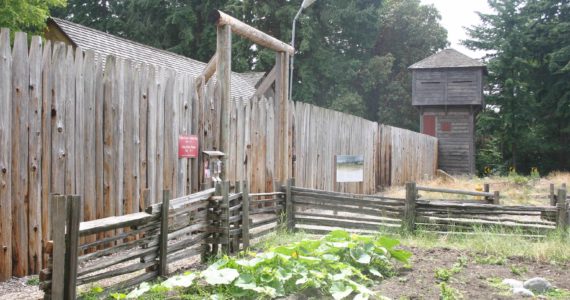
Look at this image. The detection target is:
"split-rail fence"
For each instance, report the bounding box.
[38,180,568,299]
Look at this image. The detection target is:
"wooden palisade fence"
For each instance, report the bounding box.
[1,27,439,280]
[39,179,568,299]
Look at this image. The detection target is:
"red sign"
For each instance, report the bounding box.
[178,135,198,158]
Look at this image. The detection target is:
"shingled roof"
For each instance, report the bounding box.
[408,48,486,70]
[47,17,259,99]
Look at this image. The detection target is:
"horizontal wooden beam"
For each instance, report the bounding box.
[210,10,294,55]
[253,65,277,98]
[416,185,494,198]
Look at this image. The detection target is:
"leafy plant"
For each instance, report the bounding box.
[125,230,411,299]
[509,265,527,276]
[439,282,463,300]
[475,255,506,265]
[434,256,466,282]
[79,285,104,300]
[26,276,39,286]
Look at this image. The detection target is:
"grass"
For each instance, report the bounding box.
[395,229,570,264]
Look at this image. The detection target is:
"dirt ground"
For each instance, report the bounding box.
[376,246,570,300]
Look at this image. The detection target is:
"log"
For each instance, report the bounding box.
[64,195,81,299]
[76,261,156,286]
[77,246,158,277]
[210,11,294,55]
[295,213,400,225]
[295,217,398,231]
[557,188,568,231]
[79,212,157,236]
[159,190,170,276]
[416,185,494,197]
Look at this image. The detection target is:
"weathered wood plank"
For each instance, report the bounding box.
[27,35,43,274]
[49,195,67,299]
[83,50,97,250]
[64,45,76,194]
[0,28,13,281]
[11,31,30,276]
[79,212,156,236]
[40,39,52,268]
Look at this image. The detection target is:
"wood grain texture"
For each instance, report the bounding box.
[11,32,30,276]
[0,28,13,281]
[28,36,43,274]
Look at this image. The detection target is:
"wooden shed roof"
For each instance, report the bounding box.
[47,17,260,99]
[408,48,486,70]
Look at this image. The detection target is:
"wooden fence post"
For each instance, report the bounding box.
[64,195,81,300]
[550,183,556,206]
[483,183,490,203]
[221,181,230,253]
[557,188,568,232]
[403,182,417,233]
[49,195,67,300]
[285,178,295,232]
[493,191,501,205]
[158,190,170,277]
[242,181,250,249]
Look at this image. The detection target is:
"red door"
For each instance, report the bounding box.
[422,115,436,137]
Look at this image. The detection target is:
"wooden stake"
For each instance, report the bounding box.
[403,182,417,233]
[557,188,568,232]
[64,195,81,299]
[49,195,67,300]
[158,190,170,277]
[550,183,556,206]
[242,181,250,249]
[286,178,295,232]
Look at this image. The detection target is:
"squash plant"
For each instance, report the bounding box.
[121,230,411,299]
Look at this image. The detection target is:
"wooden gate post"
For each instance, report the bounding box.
[550,183,556,206]
[158,190,170,276]
[64,195,81,300]
[557,188,568,232]
[493,191,501,205]
[403,182,417,233]
[48,195,67,300]
[221,181,230,253]
[242,181,250,249]
[285,178,295,232]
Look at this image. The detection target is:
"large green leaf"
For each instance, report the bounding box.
[161,273,196,289]
[202,268,240,285]
[329,281,354,300]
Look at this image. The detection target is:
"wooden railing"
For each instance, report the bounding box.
[39,182,285,300]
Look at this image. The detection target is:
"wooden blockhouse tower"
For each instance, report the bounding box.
[409,49,486,174]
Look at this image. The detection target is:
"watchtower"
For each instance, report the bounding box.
[409,49,486,174]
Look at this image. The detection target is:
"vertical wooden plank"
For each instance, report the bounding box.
[64,195,81,299]
[550,183,556,206]
[162,70,175,196]
[265,99,275,193]
[190,76,199,193]
[403,182,417,233]
[64,45,76,195]
[74,47,85,218]
[11,31,30,276]
[82,50,97,250]
[177,74,190,196]
[123,59,136,218]
[40,40,52,268]
[221,181,230,253]
[557,188,568,231]
[147,65,157,202]
[50,195,67,299]
[159,190,170,276]
[94,53,105,238]
[50,42,66,206]
[102,56,116,243]
[156,68,166,202]
[139,64,149,211]
[217,24,232,178]
[285,178,295,232]
[0,28,13,281]
[131,61,141,214]
[244,98,252,190]
[28,35,43,274]
[241,181,250,249]
[235,98,244,182]
[112,58,125,241]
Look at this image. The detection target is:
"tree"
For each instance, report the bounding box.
[53,0,448,130]
[0,0,66,35]
[465,0,570,174]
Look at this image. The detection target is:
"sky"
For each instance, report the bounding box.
[420,0,493,59]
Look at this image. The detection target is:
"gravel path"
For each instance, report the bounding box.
[0,276,43,300]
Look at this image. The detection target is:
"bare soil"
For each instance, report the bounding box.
[376,246,570,300]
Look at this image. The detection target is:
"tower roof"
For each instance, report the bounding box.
[409,48,486,70]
